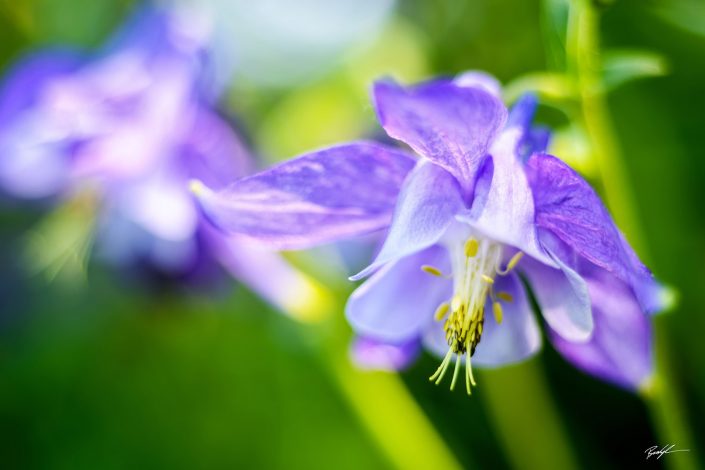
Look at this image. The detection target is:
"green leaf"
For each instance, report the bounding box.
[601,49,668,91]
[541,0,571,70]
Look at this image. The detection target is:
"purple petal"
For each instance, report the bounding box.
[523,251,593,342]
[520,126,551,159]
[0,51,81,126]
[549,265,653,390]
[192,141,415,250]
[0,52,82,198]
[526,153,662,312]
[180,107,253,189]
[350,336,420,371]
[506,93,538,131]
[65,53,197,181]
[422,272,541,367]
[458,128,554,266]
[346,245,451,343]
[351,161,464,280]
[108,165,198,242]
[208,228,325,316]
[453,71,502,97]
[373,78,507,193]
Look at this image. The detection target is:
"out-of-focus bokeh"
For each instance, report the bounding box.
[0,0,703,468]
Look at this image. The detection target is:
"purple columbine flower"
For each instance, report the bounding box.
[193,72,666,393]
[0,6,321,314]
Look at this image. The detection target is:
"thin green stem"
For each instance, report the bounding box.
[481,360,580,470]
[570,2,697,469]
[568,0,646,253]
[307,295,463,470]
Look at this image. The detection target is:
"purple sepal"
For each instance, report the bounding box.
[193,141,415,250]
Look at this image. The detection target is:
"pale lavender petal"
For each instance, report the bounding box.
[350,336,420,371]
[193,141,415,250]
[110,165,199,242]
[526,153,661,312]
[351,161,464,280]
[549,266,653,390]
[422,272,541,367]
[373,78,507,192]
[453,71,502,97]
[346,245,451,343]
[0,131,72,199]
[458,128,554,266]
[66,54,196,180]
[523,251,593,342]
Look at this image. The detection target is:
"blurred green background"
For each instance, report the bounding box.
[0,0,703,468]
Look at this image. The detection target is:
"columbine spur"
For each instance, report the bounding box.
[193,72,666,393]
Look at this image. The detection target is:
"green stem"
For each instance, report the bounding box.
[570,2,697,468]
[568,0,646,253]
[308,295,463,470]
[481,360,580,470]
[642,317,698,470]
[321,344,464,470]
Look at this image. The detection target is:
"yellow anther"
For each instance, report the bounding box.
[421,265,443,277]
[497,292,513,302]
[434,302,450,321]
[481,274,494,284]
[498,252,524,275]
[188,179,206,196]
[464,238,479,258]
[506,252,524,272]
[492,302,503,324]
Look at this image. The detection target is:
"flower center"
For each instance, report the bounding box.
[423,236,523,395]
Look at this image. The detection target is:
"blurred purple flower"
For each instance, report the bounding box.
[0,6,319,314]
[194,73,667,392]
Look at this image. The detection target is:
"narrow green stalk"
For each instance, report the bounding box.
[305,295,463,470]
[570,2,697,468]
[322,342,464,470]
[481,360,580,470]
[568,0,646,253]
[642,317,698,470]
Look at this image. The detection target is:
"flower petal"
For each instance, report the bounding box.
[180,107,253,189]
[351,161,464,280]
[506,93,538,131]
[523,250,593,342]
[526,153,662,312]
[422,272,541,366]
[0,51,81,126]
[453,71,502,97]
[458,128,554,266]
[193,141,415,250]
[0,52,82,198]
[346,245,451,343]
[373,78,507,192]
[209,228,328,321]
[350,336,420,371]
[548,265,653,390]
